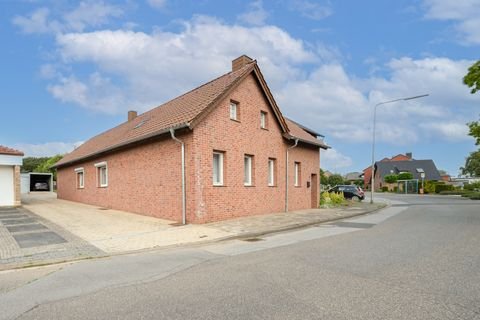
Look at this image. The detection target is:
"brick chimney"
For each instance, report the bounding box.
[406,152,412,159]
[232,55,253,72]
[128,110,137,121]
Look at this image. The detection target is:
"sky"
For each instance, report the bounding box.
[1,0,479,176]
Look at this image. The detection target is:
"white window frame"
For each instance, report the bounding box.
[268,159,275,186]
[230,102,238,120]
[94,161,108,187]
[74,167,84,189]
[260,111,267,129]
[294,162,300,187]
[244,155,253,186]
[213,152,224,186]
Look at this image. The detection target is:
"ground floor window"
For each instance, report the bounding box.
[213,151,224,186]
[268,158,276,186]
[94,162,108,187]
[244,155,253,186]
[74,168,84,189]
[294,162,301,187]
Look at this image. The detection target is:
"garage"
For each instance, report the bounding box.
[0,146,23,207]
[21,172,54,193]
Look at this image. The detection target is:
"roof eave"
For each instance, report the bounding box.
[283,133,330,149]
[53,123,191,169]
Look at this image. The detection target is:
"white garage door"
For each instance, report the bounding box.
[0,165,14,206]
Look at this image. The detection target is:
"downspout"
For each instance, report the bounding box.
[170,128,186,225]
[285,138,299,212]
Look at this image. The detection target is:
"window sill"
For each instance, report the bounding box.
[261,127,268,131]
[230,119,241,123]
[244,184,255,187]
[213,184,226,187]
[99,185,108,188]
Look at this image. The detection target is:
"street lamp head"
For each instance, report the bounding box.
[403,94,429,101]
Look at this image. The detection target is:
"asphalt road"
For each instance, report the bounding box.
[3,194,480,319]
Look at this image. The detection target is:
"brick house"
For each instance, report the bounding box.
[363,153,413,189]
[54,55,329,223]
[0,146,23,207]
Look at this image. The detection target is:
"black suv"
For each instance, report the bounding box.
[328,185,365,201]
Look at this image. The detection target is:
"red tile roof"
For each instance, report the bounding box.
[0,146,24,156]
[284,118,329,148]
[55,58,327,168]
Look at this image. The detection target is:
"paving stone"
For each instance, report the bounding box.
[12,232,67,248]
[0,210,20,215]
[6,224,48,233]
[0,214,29,220]
[1,218,36,226]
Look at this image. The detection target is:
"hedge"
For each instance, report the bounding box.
[434,184,454,193]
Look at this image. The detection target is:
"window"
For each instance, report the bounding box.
[294,162,301,187]
[268,158,275,186]
[94,161,108,187]
[74,167,84,189]
[260,111,267,129]
[230,101,238,120]
[213,152,224,186]
[244,155,253,186]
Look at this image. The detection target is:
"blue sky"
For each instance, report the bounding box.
[1,0,479,176]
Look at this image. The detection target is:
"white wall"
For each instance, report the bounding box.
[0,165,14,206]
[0,154,22,166]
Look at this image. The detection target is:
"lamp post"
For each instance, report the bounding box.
[370,94,429,204]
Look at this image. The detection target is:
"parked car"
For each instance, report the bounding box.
[34,182,49,191]
[328,185,365,201]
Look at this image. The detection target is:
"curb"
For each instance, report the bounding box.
[1,202,389,272]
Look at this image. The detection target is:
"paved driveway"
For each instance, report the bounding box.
[22,193,233,253]
[0,206,102,270]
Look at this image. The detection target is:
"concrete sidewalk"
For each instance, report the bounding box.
[1,193,386,270]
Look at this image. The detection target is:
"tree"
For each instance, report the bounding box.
[22,157,49,173]
[461,150,480,177]
[467,120,480,146]
[398,172,413,180]
[327,174,344,186]
[463,60,480,94]
[320,169,328,185]
[34,155,63,180]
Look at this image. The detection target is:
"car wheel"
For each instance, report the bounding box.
[351,196,360,202]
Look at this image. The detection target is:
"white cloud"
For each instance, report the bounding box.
[147,0,167,9]
[12,2,123,35]
[422,0,480,44]
[238,0,268,26]
[419,122,470,141]
[13,141,84,157]
[321,148,353,172]
[290,0,333,20]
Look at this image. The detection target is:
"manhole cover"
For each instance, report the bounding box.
[13,232,67,248]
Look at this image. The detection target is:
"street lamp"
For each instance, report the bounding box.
[370,94,429,204]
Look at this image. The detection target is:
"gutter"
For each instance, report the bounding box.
[285,138,299,212]
[53,123,190,169]
[170,128,187,225]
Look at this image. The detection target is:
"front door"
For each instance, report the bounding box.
[311,173,318,208]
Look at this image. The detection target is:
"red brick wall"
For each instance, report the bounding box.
[189,74,319,223]
[57,74,320,223]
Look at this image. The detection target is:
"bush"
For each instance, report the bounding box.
[438,190,468,195]
[424,181,436,194]
[393,186,398,193]
[384,174,398,183]
[398,172,413,180]
[435,184,454,193]
[320,191,345,207]
[381,186,388,192]
[464,182,480,191]
[468,193,480,200]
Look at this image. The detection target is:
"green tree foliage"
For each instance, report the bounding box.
[398,172,413,180]
[463,61,480,94]
[320,169,328,185]
[327,174,344,186]
[384,174,398,183]
[21,157,49,173]
[461,150,480,177]
[467,120,480,146]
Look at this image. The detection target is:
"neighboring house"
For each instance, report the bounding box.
[344,172,363,184]
[363,152,414,189]
[0,146,23,207]
[54,55,329,224]
[373,157,441,191]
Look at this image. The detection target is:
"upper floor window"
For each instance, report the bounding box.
[94,161,108,187]
[260,111,267,129]
[230,101,238,121]
[244,155,253,186]
[213,151,224,186]
[294,162,301,187]
[74,167,84,189]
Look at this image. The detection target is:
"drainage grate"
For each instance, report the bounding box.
[242,237,264,242]
[332,222,376,229]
